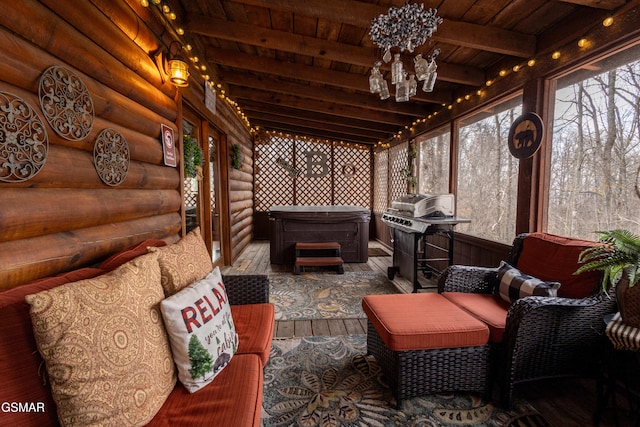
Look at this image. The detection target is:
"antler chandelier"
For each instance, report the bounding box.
[368,3,442,102]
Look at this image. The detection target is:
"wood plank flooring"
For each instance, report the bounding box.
[221,240,634,427]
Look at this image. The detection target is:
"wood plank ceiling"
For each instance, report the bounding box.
[164,0,626,144]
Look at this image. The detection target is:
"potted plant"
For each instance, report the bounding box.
[183,135,203,179]
[576,229,640,327]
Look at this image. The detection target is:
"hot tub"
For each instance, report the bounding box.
[269,205,371,264]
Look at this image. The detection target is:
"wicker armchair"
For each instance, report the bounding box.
[437,233,617,408]
[222,274,269,305]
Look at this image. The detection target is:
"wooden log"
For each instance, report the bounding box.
[229,179,254,192]
[230,199,254,213]
[40,0,176,97]
[232,207,253,223]
[232,232,253,260]
[0,145,180,190]
[229,190,254,202]
[0,188,181,242]
[0,81,167,165]
[91,0,160,55]
[1,0,177,121]
[0,213,181,290]
[0,38,177,140]
[230,214,253,235]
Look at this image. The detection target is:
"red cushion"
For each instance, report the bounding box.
[516,232,601,298]
[231,303,275,365]
[442,292,510,343]
[0,267,105,426]
[148,353,263,427]
[362,293,489,351]
[99,238,167,271]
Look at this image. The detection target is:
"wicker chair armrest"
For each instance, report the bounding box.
[505,292,615,331]
[222,274,270,305]
[437,265,498,294]
[503,292,617,370]
[498,292,616,407]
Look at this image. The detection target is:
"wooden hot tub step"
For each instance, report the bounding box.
[294,242,344,274]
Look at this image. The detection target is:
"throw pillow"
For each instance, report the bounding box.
[160,267,238,393]
[149,227,213,296]
[496,261,561,303]
[25,252,176,427]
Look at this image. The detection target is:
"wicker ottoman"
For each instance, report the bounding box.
[362,293,491,408]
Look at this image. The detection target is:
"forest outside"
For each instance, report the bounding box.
[549,44,640,241]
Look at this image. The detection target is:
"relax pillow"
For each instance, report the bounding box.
[149,227,213,296]
[496,261,561,303]
[25,252,176,427]
[160,267,238,393]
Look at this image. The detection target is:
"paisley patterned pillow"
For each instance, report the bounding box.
[25,252,176,427]
[149,227,213,297]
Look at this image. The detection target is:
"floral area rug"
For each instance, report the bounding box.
[269,272,399,321]
[262,335,550,427]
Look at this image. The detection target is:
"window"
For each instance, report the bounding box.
[416,127,450,195]
[548,43,640,240]
[456,96,522,243]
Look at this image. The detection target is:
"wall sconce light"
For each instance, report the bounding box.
[168,41,189,87]
[153,41,190,88]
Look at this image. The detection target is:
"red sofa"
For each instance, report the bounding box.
[0,239,274,427]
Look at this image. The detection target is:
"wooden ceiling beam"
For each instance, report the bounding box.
[190,16,484,86]
[206,47,458,99]
[556,0,626,9]
[227,0,536,57]
[239,100,401,133]
[247,111,389,140]
[230,87,414,126]
[251,119,380,144]
[219,70,439,116]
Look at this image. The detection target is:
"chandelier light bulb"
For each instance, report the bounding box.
[603,16,614,27]
[552,51,561,60]
[577,38,588,48]
[369,5,442,101]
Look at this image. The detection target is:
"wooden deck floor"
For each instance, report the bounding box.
[221,240,633,427]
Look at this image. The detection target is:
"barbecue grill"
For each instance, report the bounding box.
[382,194,469,293]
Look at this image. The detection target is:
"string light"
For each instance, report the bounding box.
[383,12,621,148]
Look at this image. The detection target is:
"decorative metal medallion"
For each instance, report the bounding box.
[0,91,49,182]
[39,65,94,141]
[93,128,129,186]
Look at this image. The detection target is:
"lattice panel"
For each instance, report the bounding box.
[389,143,409,202]
[254,133,372,210]
[295,139,332,205]
[333,145,371,207]
[254,135,295,211]
[373,150,389,213]
[183,178,198,209]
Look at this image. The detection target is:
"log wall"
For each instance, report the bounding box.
[0,1,254,289]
